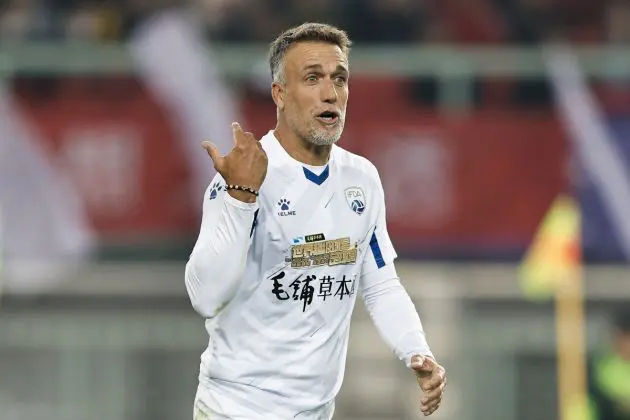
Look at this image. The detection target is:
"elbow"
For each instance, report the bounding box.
[184,262,211,317]
[184,259,241,319]
[184,260,221,318]
[191,300,220,320]
[362,276,404,306]
[191,299,214,319]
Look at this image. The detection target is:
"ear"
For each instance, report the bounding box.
[271,82,285,110]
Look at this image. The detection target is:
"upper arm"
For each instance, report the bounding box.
[360,165,397,278]
[189,173,226,258]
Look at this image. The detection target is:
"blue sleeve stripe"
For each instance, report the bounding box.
[369,231,386,268]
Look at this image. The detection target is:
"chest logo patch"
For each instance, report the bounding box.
[345,187,366,215]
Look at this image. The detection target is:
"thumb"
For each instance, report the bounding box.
[411,355,435,375]
[202,141,224,171]
[410,355,426,371]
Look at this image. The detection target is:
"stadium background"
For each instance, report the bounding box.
[0,0,629,419]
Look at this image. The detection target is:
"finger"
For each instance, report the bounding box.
[421,398,442,416]
[202,141,224,171]
[421,383,445,405]
[430,371,446,390]
[421,395,442,415]
[232,123,256,146]
[421,392,442,410]
[244,132,261,149]
[425,398,442,414]
[232,122,245,145]
[419,369,445,391]
[422,377,442,392]
[421,405,436,417]
[422,384,445,413]
[432,395,443,408]
[421,402,438,416]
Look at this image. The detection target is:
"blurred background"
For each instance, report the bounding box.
[0,0,629,419]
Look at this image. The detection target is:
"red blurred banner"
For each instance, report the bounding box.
[13,77,568,255]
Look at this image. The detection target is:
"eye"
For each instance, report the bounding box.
[305,74,318,83]
[334,75,348,85]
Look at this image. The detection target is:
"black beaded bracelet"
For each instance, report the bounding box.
[225,184,259,197]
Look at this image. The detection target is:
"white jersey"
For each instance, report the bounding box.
[185,131,431,419]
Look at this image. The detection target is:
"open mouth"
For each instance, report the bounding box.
[316,111,339,125]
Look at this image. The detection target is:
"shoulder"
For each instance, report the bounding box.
[333,144,382,186]
[259,131,276,150]
[259,131,293,171]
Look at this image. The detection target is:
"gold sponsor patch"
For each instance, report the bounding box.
[290,237,357,268]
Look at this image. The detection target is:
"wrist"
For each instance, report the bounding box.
[227,188,257,203]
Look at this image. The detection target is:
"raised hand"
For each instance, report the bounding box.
[202,122,268,203]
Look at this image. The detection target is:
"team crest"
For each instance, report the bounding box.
[344,187,366,215]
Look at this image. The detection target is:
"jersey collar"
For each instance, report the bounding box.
[265,130,336,186]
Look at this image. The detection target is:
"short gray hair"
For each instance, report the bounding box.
[268,22,352,83]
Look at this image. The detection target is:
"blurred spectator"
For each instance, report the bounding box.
[288,0,341,32]
[64,2,101,40]
[344,0,428,43]
[606,0,630,45]
[0,0,627,113]
[0,0,53,39]
[497,0,557,44]
[494,0,556,105]
[208,0,276,41]
[196,0,231,30]
[436,0,506,44]
[588,308,630,420]
[0,0,623,46]
[598,0,630,113]
[554,0,603,43]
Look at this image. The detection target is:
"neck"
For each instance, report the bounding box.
[274,123,331,166]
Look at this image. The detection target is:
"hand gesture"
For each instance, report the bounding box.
[202,122,268,202]
[411,355,446,416]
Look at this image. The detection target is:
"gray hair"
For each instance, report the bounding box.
[268,22,352,84]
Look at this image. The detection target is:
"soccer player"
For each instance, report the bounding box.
[185,22,446,419]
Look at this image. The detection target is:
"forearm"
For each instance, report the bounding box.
[361,266,433,367]
[185,193,257,318]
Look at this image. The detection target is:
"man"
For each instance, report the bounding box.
[185,22,446,419]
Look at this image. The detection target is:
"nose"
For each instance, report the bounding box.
[321,78,338,104]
